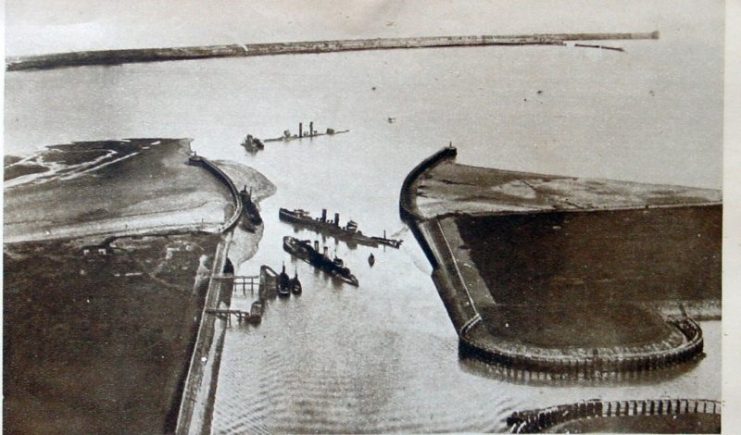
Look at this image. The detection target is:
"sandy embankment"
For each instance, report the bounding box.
[213,159,276,265]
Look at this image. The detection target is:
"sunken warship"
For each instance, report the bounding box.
[239,185,263,232]
[282,236,359,287]
[279,208,402,248]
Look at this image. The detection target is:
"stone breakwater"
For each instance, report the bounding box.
[506,398,721,433]
[399,147,714,374]
[6,32,659,71]
[175,158,272,434]
[460,316,703,374]
[175,233,233,435]
[188,154,243,232]
[399,146,458,268]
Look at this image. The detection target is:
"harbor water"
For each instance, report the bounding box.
[5,36,722,433]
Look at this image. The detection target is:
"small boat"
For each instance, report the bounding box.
[368,253,375,267]
[249,301,263,324]
[277,264,291,297]
[290,272,302,295]
[277,285,290,298]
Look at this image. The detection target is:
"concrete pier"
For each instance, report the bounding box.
[399,146,720,375]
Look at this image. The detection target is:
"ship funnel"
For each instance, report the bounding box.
[314,240,319,251]
[299,122,303,138]
[334,213,340,226]
[323,246,329,257]
[321,209,327,222]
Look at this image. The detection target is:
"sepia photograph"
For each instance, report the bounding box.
[2,1,734,433]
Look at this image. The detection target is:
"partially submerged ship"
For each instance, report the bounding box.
[249,301,263,324]
[279,208,402,248]
[241,134,265,153]
[239,185,262,232]
[282,236,359,287]
[263,122,349,143]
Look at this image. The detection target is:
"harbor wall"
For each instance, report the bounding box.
[175,233,232,435]
[176,157,246,434]
[399,146,458,268]
[6,32,659,71]
[188,155,243,232]
[506,398,721,433]
[459,317,704,374]
[399,148,710,375]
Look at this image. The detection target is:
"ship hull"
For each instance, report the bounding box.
[278,208,401,248]
[282,236,359,286]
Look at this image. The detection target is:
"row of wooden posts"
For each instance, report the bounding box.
[507,398,721,433]
[460,317,704,375]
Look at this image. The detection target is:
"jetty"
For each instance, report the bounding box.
[176,156,271,435]
[187,153,243,232]
[205,308,257,325]
[399,145,720,374]
[6,31,659,71]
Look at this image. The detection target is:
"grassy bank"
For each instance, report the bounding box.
[456,206,721,306]
[3,233,220,433]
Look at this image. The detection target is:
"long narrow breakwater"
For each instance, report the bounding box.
[6,31,658,71]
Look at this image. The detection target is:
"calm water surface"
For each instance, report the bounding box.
[4,43,722,433]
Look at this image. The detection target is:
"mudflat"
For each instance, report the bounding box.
[4,138,232,243]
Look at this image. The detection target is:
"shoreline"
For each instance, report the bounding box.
[174,158,274,435]
[6,31,658,71]
[3,138,275,434]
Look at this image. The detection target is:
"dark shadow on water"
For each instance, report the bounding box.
[458,346,705,387]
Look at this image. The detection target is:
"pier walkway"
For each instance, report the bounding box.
[211,274,259,296]
[188,154,243,232]
[176,157,255,434]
